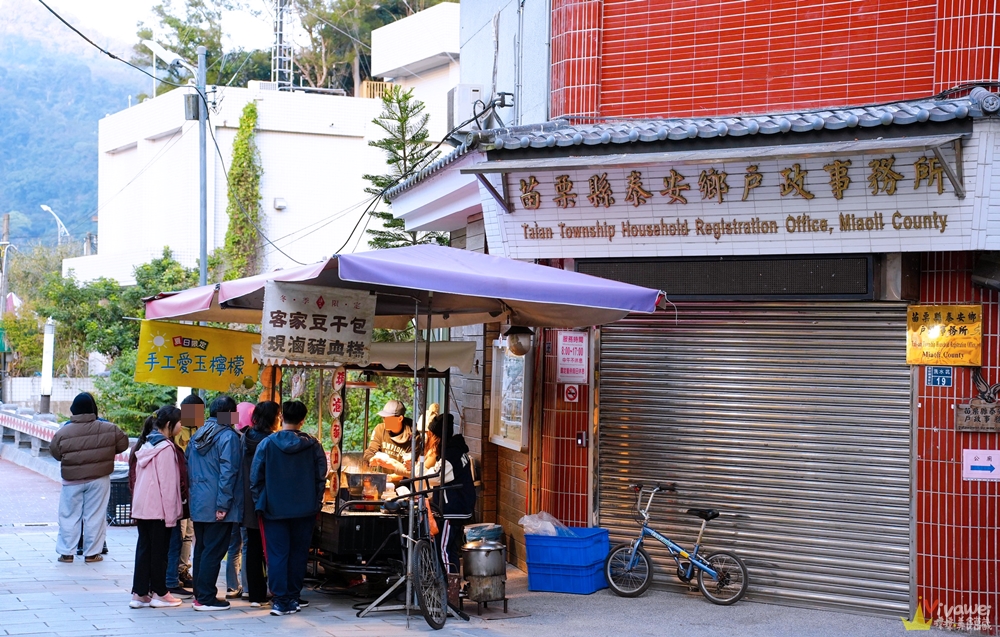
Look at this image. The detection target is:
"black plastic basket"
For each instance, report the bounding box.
[106,477,135,526]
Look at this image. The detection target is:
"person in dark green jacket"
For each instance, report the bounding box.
[250,401,327,616]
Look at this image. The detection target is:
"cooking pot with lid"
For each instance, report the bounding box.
[461,539,506,577]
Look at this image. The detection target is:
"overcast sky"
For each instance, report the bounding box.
[31,0,276,50]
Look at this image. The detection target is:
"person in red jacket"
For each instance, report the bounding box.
[129,406,185,609]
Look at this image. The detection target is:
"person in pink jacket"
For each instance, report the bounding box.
[130,406,185,609]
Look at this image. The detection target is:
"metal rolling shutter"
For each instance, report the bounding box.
[597,302,912,617]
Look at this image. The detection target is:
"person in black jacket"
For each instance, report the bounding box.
[250,401,327,616]
[240,401,280,607]
[423,413,476,575]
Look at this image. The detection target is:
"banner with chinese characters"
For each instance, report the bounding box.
[492,145,973,260]
[907,305,982,367]
[134,321,261,392]
[261,282,375,365]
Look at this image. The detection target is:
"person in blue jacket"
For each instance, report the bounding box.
[250,400,327,616]
[185,395,243,611]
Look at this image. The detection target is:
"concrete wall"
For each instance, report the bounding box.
[63,84,385,284]
[460,0,551,126]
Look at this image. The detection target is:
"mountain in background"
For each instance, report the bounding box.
[0,0,143,246]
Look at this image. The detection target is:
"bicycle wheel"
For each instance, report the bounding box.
[604,543,653,597]
[696,551,749,605]
[413,538,448,629]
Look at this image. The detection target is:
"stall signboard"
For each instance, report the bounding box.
[556,330,589,383]
[135,320,261,392]
[262,282,376,366]
[906,304,982,367]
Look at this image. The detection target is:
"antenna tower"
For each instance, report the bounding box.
[272,0,292,90]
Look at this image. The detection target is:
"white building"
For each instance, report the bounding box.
[63,82,385,284]
[370,2,460,143]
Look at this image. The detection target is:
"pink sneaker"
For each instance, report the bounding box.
[129,594,151,609]
[151,593,182,608]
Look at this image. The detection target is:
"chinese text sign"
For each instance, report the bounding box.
[262,282,376,366]
[556,330,589,384]
[906,305,982,366]
[134,321,261,392]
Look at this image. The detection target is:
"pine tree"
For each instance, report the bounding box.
[363,85,448,249]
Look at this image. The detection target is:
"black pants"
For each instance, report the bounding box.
[192,521,233,604]
[260,516,313,610]
[438,518,467,575]
[133,519,169,597]
[245,527,268,603]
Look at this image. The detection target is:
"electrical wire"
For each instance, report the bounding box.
[34,0,189,92]
[204,112,307,265]
[63,126,192,239]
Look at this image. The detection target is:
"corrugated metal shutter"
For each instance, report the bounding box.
[597,302,912,617]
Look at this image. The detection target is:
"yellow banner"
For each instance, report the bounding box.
[906,305,983,367]
[135,321,262,392]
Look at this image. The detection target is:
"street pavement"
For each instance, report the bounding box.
[0,458,949,637]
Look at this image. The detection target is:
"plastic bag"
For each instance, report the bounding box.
[518,511,576,537]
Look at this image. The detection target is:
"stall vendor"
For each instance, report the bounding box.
[363,400,413,481]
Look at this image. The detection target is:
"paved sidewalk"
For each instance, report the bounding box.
[0,459,946,637]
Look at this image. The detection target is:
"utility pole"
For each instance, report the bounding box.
[198,45,208,287]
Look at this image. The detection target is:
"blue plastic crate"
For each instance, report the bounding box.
[527,560,607,594]
[524,527,609,567]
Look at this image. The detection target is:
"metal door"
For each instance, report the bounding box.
[597,302,911,616]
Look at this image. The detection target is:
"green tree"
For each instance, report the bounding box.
[219,103,263,280]
[364,85,447,249]
[0,313,43,377]
[132,0,270,97]
[94,348,177,436]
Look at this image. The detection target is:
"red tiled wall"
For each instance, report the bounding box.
[539,328,590,526]
[551,0,998,119]
[935,0,1000,91]
[551,0,603,118]
[917,252,1000,631]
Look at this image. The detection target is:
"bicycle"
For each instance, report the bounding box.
[358,473,463,630]
[604,483,749,605]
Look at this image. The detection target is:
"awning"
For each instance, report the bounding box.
[145,244,661,328]
[461,134,966,173]
[251,341,476,373]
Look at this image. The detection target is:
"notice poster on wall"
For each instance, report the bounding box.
[962,449,1000,482]
[556,330,589,383]
[906,304,982,367]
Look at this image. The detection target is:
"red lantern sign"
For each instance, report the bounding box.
[329,394,343,419]
[333,367,347,391]
[330,418,342,444]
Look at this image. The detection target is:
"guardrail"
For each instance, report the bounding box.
[0,408,130,462]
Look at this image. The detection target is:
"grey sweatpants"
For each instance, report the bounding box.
[55,476,111,557]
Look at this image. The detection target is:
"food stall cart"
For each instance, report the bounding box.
[142,244,662,626]
[249,341,477,581]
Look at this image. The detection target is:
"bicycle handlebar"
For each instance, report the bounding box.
[381,482,465,513]
[395,471,442,488]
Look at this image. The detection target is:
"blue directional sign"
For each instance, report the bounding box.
[926,366,953,387]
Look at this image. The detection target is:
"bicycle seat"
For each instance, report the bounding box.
[685,508,720,521]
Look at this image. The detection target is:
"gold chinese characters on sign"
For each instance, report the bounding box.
[513,154,950,212]
[906,305,983,367]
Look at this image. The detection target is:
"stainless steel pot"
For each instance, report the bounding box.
[461,539,506,577]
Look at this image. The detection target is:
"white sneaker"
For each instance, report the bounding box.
[129,595,151,609]
[151,593,182,608]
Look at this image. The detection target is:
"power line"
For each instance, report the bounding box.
[204,112,307,265]
[34,0,189,92]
